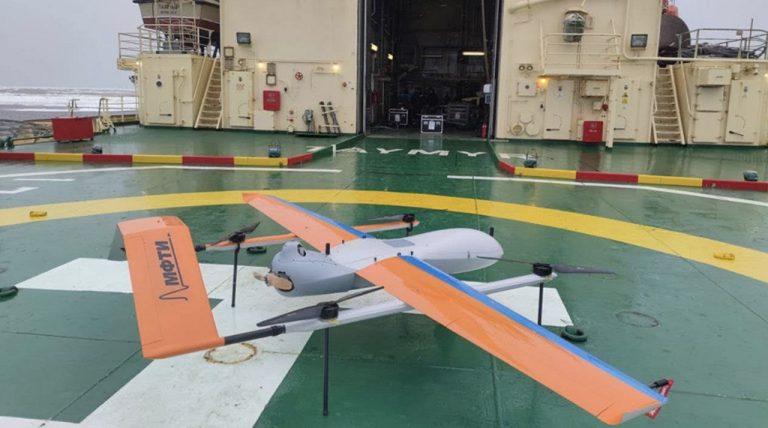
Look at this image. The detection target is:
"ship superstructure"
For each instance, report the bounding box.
[117,0,768,146]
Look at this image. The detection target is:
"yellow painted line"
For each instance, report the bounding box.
[517,168,577,180]
[638,174,703,187]
[35,153,83,162]
[234,156,286,167]
[0,189,765,283]
[133,154,183,164]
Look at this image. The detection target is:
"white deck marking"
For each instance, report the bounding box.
[0,165,342,180]
[336,147,368,154]
[10,258,572,427]
[0,186,37,195]
[497,153,528,160]
[0,417,77,428]
[13,178,76,182]
[448,175,768,207]
[376,148,403,154]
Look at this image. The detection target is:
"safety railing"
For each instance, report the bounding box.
[100,96,140,124]
[118,22,216,63]
[541,31,622,76]
[675,28,768,60]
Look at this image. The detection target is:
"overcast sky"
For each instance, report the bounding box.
[0,1,764,89]
[0,1,139,89]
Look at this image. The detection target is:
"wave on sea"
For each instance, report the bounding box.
[0,87,137,121]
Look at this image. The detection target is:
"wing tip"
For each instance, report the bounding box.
[143,336,225,359]
[242,192,265,203]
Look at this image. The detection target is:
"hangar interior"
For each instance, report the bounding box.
[364,0,498,136]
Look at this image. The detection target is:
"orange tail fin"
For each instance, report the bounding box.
[119,217,224,358]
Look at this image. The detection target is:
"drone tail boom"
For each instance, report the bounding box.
[119,217,224,358]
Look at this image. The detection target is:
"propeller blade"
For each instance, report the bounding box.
[334,286,383,304]
[196,222,262,251]
[368,208,450,223]
[478,256,614,275]
[256,287,384,327]
[257,304,329,327]
[550,264,615,275]
[236,222,261,235]
[368,213,416,222]
[478,256,531,266]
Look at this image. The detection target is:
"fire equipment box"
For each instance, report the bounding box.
[263,90,281,111]
[421,115,444,134]
[52,117,94,142]
[582,120,604,143]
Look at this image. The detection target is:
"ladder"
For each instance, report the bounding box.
[95,98,116,134]
[652,66,686,144]
[318,101,341,135]
[195,59,223,129]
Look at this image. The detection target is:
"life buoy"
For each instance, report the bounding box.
[294,71,304,81]
[560,325,588,342]
[0,286,19,300]
[246,246,268,255]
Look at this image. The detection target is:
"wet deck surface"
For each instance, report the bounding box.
[11,125,355,158]
[1,129,767,427]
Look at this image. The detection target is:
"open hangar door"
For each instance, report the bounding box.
[363,0,500,137]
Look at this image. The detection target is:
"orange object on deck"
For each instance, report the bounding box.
[119,216,224,358]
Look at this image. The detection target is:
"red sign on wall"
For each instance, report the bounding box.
[263,90,281,111]
[582,120,604,144]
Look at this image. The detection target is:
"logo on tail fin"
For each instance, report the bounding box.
[155,235,190,301]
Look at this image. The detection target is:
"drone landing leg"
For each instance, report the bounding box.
[537,282,544,326]
[231,242,241,308]
[322,328,330,416]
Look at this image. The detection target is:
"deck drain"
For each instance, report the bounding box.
[204,343,258,365]
[616,311,659,328]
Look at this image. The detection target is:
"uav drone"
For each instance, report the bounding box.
[118,193,672,425]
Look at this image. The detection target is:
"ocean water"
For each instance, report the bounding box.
[0,87,137,121]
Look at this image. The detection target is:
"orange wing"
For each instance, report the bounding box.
[203,220,420,252]
[119,217,224,358]
[244,193,370,250]
[356,256,666,425]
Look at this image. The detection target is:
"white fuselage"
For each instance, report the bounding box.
[267,228,503,296]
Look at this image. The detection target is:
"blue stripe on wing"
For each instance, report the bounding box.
[270,196,372,239]
[400,255,666,405]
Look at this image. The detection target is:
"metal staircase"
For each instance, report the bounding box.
[195,60,223,129]
[652,67,686,144]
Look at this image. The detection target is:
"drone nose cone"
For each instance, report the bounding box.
[470,230,504,259]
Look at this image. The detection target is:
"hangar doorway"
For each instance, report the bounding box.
[362,0,500,138]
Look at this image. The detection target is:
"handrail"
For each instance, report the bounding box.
[541,29,622,74]
[621,0,768,64]
[192,57,210,102]
[676,27,768,59]
[118,24,215,60]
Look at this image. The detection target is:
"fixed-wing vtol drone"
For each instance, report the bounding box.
[118,193,672,425]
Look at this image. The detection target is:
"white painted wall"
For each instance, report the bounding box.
[674,62,768,146]
[220,0,359,133]
[496,0,662,143]
[137,54,212,127]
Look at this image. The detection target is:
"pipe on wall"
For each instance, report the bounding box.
[507,0,560,14]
